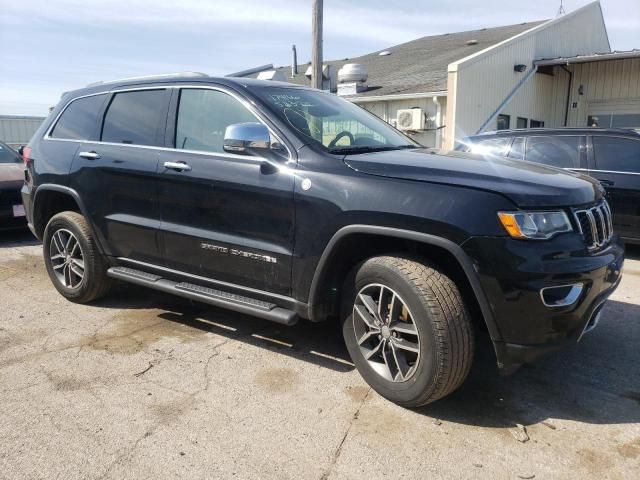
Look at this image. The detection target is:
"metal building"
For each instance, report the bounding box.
[237,1,638,150]
[0,115,46,149]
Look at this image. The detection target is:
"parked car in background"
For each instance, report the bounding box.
[0,141,26,230]
[21,75,624,407]
[457,128,640,244]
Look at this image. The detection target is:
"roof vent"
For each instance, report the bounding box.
[256,70,287,82]
[465,39,479,46]
[378,50,391,56]
[338,63,368,83]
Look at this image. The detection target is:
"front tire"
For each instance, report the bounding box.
[43,211,112,303]
[342,256,474,407]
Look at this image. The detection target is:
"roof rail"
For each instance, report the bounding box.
[85,72,208,87]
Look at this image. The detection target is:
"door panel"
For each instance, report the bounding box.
[157,87,295,295]
[67,88,170,262]
[69,144,162,262]
[157,150,295,295]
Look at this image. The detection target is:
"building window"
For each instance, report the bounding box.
[516,117,528,129]
[588,113,640,129]
[530,120,544,128]
[496,114,510,130]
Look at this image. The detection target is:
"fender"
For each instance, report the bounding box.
[307,225,503,344]
[32,184,111,256]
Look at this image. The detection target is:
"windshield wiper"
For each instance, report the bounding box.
[328,144,417,155]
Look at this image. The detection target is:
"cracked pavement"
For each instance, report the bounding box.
[1,230,639,479]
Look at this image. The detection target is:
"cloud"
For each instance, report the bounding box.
[0,0,637,116]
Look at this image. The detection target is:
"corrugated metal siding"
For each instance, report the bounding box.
[359,97,446,147]
[0,116,45,148]
[567,58,640,126]
[445,1,610,148]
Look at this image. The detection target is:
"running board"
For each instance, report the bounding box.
[107,266,298,326]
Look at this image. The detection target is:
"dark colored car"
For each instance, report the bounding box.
[21,75,624,407]
[457,128,640,244]
[0,141,27,230]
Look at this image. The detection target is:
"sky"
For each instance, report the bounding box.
[0,0,638,116]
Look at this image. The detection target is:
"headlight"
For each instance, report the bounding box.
[497,210,573,239]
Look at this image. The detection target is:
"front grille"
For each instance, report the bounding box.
[574,200,613,250]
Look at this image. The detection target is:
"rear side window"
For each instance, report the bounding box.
[50,94,107,140]
[525,136,582,169]
[101,90,166,146]
[592,137,640,173]
[175,89,257,153]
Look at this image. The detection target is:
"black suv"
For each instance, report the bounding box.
[21,75,624,407]
[457,128,640,244]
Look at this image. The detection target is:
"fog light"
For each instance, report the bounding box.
[540,283,583,308]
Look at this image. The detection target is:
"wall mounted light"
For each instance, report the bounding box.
[514,64,527,73]
[578,84,584,95]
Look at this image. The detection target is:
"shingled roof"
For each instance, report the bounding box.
[238,21,546,98]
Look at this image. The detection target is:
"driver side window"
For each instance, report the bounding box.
[175,89,258,154]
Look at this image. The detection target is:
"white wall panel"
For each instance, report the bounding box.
[445,1,610,149]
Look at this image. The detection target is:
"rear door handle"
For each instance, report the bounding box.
[599,180,615,187]
[78,151,100,160]
[163,161,191,172]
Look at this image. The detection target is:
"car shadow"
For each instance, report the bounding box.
[0,228,40,247]
[92,285,640,426]
[419,299,640,427]
[92,283,354,373]
[624,243,640,260]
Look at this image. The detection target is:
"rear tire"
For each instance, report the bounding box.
[43,211,112,303]
[341,256,474,407]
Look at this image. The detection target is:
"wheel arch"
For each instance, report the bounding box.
[307,225,503,344]
[32,184,108,256]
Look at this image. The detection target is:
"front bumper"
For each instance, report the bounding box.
[462,233,624,372]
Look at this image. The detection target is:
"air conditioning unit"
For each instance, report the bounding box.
[396,108,425,131]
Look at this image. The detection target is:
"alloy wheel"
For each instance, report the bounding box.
[49,228,85,289]
[352,283,420,382]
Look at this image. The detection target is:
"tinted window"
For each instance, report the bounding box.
[530,120,544,128]
[50,94,107,140]
[593,137,640,173]
[508,137,525,160]
[175,89,257,153]
[525,136,582,168]
[101,90,166,146]
[469,137,511,156]
[0,143,20,163]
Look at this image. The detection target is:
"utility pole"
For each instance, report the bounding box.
[311,0,323,89]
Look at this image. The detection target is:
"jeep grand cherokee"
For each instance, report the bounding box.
[21,74,624,407]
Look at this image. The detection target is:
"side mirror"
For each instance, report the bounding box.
[223,122,271,155]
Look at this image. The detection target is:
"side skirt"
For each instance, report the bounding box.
[107,265,300,326]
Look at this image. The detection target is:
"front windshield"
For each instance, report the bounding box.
[253,86,419,154]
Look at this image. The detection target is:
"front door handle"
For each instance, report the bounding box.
[600,180,615,187]
[163,161,192,172]
[78,151,100,160]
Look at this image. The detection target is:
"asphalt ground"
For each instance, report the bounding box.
[1,228,639,479]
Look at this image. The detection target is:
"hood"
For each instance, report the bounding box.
[344,149,602,208]
[0,162,25,190]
